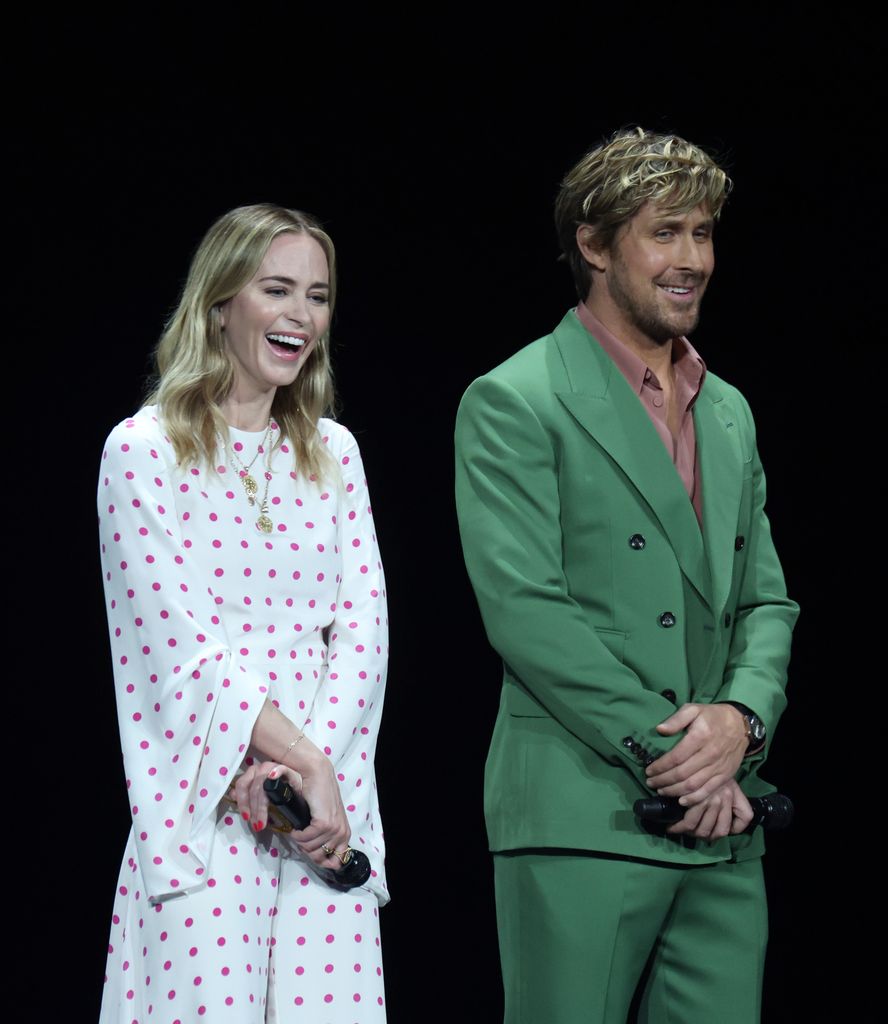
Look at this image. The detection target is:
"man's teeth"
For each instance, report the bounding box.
[661,286,691,294]
[267,334,305,347]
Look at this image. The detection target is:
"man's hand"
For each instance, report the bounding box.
[665,779,753,841]
[645,703,748,805]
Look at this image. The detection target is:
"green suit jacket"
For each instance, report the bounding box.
[455,311,798,866]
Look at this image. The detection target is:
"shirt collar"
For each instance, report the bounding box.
[574,302,706,402]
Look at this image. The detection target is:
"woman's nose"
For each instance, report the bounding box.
[286,293,309,324]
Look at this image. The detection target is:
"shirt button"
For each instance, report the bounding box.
[652,395,664,408]
[735,535,745,551]
[658,612,677,628]
[628,534,646,550]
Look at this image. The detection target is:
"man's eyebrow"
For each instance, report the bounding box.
[650,214,714,229]
[258,275,330,288]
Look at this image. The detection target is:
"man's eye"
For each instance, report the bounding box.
[655,231,673,240]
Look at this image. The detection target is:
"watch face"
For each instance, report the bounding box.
[749,716,766,742]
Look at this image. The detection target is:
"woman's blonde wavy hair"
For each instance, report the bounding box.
[555,127,732,299]
[145,204,337,479]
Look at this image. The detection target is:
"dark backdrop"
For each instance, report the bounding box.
[13,13,876,1022]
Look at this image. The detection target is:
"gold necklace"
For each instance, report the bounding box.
[219,423,277,534]
[226,422,272,496]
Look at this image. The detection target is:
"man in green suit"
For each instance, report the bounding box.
[454,128,798,1023]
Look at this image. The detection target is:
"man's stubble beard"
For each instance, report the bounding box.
[608,257,704,346]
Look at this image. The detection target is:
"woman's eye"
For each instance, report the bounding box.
[266,287,287,297]
[309,294,330,305]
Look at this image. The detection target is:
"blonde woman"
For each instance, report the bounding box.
[98,205,389,1022]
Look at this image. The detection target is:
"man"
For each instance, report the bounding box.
[454,128,798,1023]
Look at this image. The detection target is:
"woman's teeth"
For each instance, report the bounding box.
[267,334,305,348]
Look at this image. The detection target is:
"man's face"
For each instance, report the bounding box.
[597,202,715,347]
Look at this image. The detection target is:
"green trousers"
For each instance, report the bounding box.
[494,850,767,1023]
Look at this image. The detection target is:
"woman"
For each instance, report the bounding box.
[98,205,389,1022]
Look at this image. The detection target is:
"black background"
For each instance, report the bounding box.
[13,12,877,1022]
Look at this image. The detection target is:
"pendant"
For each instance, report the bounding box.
[256,513,273,534]
[241,473,258,496]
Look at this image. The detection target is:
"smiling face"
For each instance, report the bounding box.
[218,232,330,422]
[579,202,715,350]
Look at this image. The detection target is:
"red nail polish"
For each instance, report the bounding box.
[254,821,264,831]
[269,771,277,779]
[242,812,250,820]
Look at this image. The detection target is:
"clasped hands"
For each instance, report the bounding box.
[644,703,752,842]
[230,756,352,873]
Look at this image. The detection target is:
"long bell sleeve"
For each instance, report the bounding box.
[98,414,272,903]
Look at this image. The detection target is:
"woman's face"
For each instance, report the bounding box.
[219,232,331,405]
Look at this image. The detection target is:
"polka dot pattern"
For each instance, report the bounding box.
[97,408,388,1022]
[101,822,385,1022]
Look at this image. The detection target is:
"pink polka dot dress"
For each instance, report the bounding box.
[97,406,389,1023]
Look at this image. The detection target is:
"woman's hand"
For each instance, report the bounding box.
[232,757,352,872]
[231,759,298,833]
[287,754,352,872]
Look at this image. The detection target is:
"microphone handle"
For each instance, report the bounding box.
[264,777,372,890]
[633,793,793,833]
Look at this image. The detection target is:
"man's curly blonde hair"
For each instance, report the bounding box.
[555,127,732,299]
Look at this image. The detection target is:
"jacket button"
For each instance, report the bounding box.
[658,612,676,628]
[661,688,677,703]
[622,736,634,749]
[724,612,732,627]
[628,533,646,550]
[735,535,745,551]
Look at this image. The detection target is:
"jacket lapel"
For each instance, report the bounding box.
[694,379,744,617]
[552,313,711,609]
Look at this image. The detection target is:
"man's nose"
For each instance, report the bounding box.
[676,234,705,271]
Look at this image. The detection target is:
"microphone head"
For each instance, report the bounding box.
[753,793,794,830]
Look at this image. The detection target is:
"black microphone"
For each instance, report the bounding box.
[633,792,793,833]
[264,776,372,890]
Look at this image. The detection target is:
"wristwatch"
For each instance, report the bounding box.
[720,701,766,754]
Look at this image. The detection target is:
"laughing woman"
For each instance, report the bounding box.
[97,205,389,1023]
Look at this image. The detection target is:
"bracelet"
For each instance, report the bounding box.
[282,732,305,761]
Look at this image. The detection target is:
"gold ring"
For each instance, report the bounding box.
[334,845,354,865]
[322,844,335,856]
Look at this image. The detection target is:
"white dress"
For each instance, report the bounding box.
[97,406,389,1024]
